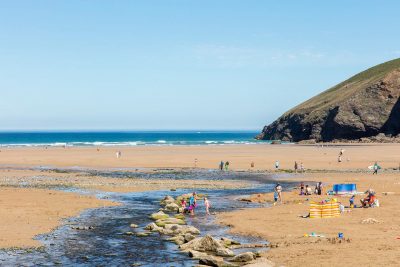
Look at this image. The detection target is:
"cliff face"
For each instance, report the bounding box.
[259,58,400,142]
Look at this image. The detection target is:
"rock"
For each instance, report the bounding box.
[165,202,180,212]
[150,211,169,220]
[160,196,175,206]
[162,224,200,236]
[188,250,209,259]
[180,235,233,257]
[216,247,235,257]
[174,214,186,220]
[257,59,400,142]
[130,224,139,228]
[168,235,185,245]
[199,257,238,267]
[221,237,241,246]
[136,232,150,237]
[230,252,256,262]
[155,217,186,227]
[71,226,93,230]
[144,222,163,232]
[124,232,134,236]
[185,233,196,242]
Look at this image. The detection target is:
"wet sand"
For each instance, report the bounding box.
[0,187,117,248]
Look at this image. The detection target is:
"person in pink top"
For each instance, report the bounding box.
[204,197,211,215]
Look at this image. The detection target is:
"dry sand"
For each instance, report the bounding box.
[218,172,400,266]
[0,143,399,170]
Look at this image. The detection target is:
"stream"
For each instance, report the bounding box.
[0,170,294,267]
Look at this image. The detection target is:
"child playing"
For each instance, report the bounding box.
[180,198,187,214]
[204,197,211,215]
[349,195,355,208]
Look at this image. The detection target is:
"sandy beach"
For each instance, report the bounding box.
[1,143,400,266]
[1,143,400,170]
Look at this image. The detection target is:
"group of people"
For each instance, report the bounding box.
[180,192,211,216]
[299,181,324,196]
[219,161,230,171]
[294,161,305,173]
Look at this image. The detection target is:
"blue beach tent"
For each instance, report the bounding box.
[333,184,357,195]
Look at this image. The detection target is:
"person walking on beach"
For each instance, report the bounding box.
[294,161,298,173]
[275,183,282,203]
[219,161,224,171]
[275,160,280,170]
[189,192,197,216]
[225,161,230,171]
[116,151,122,158]
[204,197,211,215]
[300,162,305,173]
[372,162,380,175]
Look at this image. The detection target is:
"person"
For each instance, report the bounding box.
[373,162,380,175]
[180,198,187,214]
[275,183,282,203]
[116,151,122,158]
[305,185,312,195]
[275,160,280,170]
[294,161,298,173]
[360,189,376,208]
[299,182,305,195]
[349,195,355,208]
[251,161,255,168]
[194,158,198,168]
[225,161,230,171]
[316,182,323,195]
[204,197,211,215]
[219,161,224,171]
[300,162,305,173]
[339,149,344,156]
[273,191,279,204]
[338,155,342,163]
[189,192,197,215]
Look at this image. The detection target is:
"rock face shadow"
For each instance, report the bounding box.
[382,97,400,136]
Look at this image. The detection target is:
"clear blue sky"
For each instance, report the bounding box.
[1,1,399,131]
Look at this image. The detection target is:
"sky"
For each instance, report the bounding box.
[0,1,399,131]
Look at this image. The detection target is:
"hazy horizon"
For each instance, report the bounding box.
[1,1,400,130]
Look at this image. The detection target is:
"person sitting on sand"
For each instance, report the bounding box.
[305,185,312,195]
[204,197,211,215]
[275,183,282,203]
[360,189,376,208]
[300,182,305,195]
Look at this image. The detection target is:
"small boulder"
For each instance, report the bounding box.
[130,224,139,228]
[168,235,186,245]
[160,196,175,206]
[180,235,233,256]
[230,252,256,262]
[150,211,169,220]
[185,233,196,243]
[221,237,240,246]
[165,202,180,212]
[216,247,234,257]
[155,217,186,227]
[144,222,162,232]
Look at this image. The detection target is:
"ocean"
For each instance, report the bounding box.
[0,131,269,147]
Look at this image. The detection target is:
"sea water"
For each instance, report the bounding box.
[0,131,270,147]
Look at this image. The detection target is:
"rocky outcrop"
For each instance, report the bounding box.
[258,58,400,142]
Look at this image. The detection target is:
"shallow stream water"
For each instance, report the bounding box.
[0,170,294,267]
